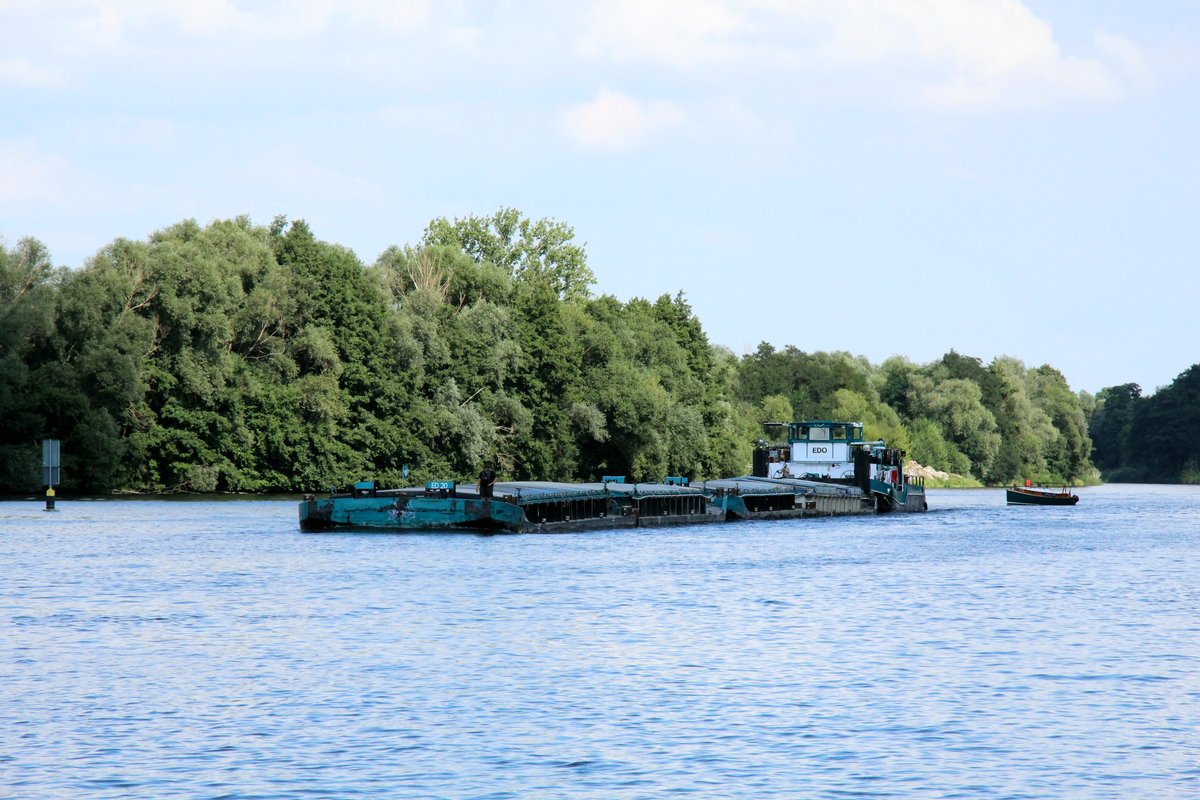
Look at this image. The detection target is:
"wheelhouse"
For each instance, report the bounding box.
[754,420,870,480]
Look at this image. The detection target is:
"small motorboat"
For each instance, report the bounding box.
[1006,485,1079,506]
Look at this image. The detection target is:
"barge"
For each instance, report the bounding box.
[299,477,723,533]
[753,420,927,513]
[702,476,869,520]
[298,420,927,533]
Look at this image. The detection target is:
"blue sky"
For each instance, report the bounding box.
[3,1,1197,395]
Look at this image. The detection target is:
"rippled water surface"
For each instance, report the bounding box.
[4,485,1200,798]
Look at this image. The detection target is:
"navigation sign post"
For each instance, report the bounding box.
[42,439,60,511]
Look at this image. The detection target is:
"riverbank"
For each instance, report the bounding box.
[905,460,982,488]
[906,460,1102,489]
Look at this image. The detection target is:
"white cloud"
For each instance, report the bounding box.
[5,0,432,49]
[803,0,1059,75]
[347,0,431,32]
[917,54,1121,111]
[577,0,1148,111]
[69,2,123,47]
[812,0,1127,109]
[559,89,685,151]
[157,0,336,39]
[0,0,470,104]
[171,0,246,36]
[139,0,434,39]
[578,0,748,68]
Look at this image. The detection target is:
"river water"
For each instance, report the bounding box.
[3,484,1198,799]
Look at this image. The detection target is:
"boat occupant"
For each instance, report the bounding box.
[479,466,497,498]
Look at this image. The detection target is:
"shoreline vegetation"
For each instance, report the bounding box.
[905,461,982,489]
[906,461,1102,489]
[0,209,1183,495]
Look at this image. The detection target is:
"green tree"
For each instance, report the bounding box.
[830,388,910,453]
[878,356,921,420]
[1127,366,1200,482]
[509,276,581,478]
[274,219,426,489]
[738,344,874,418]
[914,378,1000,479]
[0,237,59,491]
[422,207,594,301]
[759,394,794,425]
[44,238,157,491]
[908,418,971,475]
[1027,365,1092,481]
[982,357,1051,483]
[1089,382,1141,474]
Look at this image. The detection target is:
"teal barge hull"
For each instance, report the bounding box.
[869,478,928,512]
[701,475,927,519]
[703,476,871,520]
[299,480,724,533]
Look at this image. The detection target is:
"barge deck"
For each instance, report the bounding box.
[702,476,870,520]
[299,479,723,533]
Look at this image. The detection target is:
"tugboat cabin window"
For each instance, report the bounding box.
[787,422,865,443]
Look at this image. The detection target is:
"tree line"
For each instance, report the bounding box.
[2,210,1099,494]
[1088,367,1200,484]
[737,346,1093,485]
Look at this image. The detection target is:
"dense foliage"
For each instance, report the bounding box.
[1,212,1095,493]
[1089,367,1200,483]
[735,346,1092,485]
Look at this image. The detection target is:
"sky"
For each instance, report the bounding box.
[2,1,1198,395]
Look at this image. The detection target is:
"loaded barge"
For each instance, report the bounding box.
[300,477,723,533]
[702,476,867,520]
[298,420,927,533]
